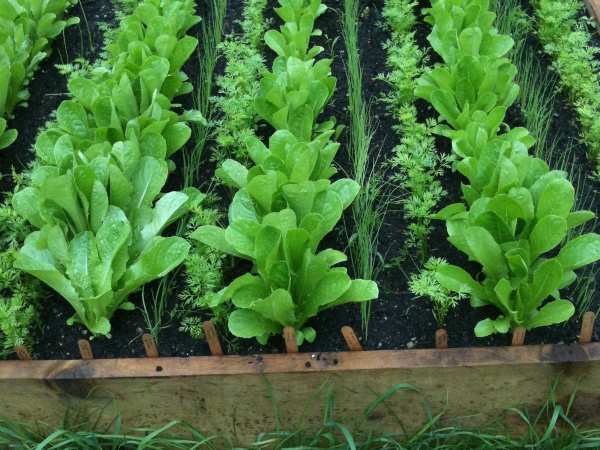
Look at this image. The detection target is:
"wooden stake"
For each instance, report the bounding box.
[512,327,526,346]
[584,0,600,30]
[435,328,448,349]
[283,327,298,353]
[78,339,94,360]
[580,312,596,344]
[203,321,223,356]
[142,334,159,358]
[14,346,32,361]
[341,326,363,351]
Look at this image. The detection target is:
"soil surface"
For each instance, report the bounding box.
[2,0,599,360]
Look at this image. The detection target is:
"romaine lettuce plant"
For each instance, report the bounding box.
[12,0,203,335]
[194,0,378,345]
[0,0,80,149]
[255,0,335,141]
[417,0,600,336]
[435,167,600,336]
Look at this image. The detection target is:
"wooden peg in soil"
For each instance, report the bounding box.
[203,320,223,356]
[435,328,448,350]
[78,339,94,360]
[142,333,159,358]
[283,326,298,353]
[341,326,363,351]
[14,346,32,361]
[580,312,596,344]
[512,327,526,346]
[584,0,600,30]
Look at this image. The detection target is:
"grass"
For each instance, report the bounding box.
[2,386,600,449]
[141,0,228,342]
[341,0,388,339]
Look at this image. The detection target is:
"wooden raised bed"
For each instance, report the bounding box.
[3,2,600,445]
[1,320,600,444]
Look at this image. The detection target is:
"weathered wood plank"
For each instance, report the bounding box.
[1,343,598,380]
[1,343,599,444]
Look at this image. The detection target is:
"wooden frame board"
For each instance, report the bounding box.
[2,343,600,444]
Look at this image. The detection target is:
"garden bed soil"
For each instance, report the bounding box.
[1,0,599,361]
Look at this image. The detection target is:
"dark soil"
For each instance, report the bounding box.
[3,0,600,360]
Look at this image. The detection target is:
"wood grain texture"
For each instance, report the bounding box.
[580,312,596,344]
[435,329,448,349]
[203,321,223,356]
[341,326,363,351]
[1,343,599,444]
[142,334,159,358]
[77,340,94,360]
[283,327,298,353]
[584,0,600,28]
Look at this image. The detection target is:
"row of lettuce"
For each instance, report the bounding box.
[416,0,600,336]
[0,0,80,150]
[0,0,81,355]
[193,0,379,345]
[1,0,600,353]
[11,0,206,336]
[2,0,378,348]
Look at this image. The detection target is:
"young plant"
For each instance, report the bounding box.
[194,0,378,346]
[178,201,227,339]
[211,0,268,164]
[343,0,387,337]
[0,0,79,149]
[0,178,43,358]
[409,257,463,328]
[178,0,269,341]
[146,0,229,343]
[380,0,450,262]
[532,0,600,175]
[436,169,600,336]
[418,0,600,337]
[12,0,204,336]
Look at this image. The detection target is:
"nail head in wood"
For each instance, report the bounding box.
[580,312,596,344]
[512,327,526,346]
[142,333,159,358]
[341,326,363,351]
[435,328,448,349]
[203,320,223,356]
[283,326,298,353]
[78,339,94,360]
[14,346,32,361]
